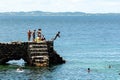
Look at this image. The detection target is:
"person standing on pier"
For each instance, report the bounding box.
[35,29,42,43]
[32,30,36,42]
[37,29,42,38]
[27,30,32,41]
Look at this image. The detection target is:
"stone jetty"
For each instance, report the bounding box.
[0,41,65,67]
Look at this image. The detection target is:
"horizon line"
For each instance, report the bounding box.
[0,11,120,14]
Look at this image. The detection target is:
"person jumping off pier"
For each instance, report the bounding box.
[53,31,60,40]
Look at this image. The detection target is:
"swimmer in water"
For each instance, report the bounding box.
[16,67,24,72]
[108,65,111,68]
[88,68,90,73]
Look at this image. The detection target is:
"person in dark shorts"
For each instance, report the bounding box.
[32,30,36,42]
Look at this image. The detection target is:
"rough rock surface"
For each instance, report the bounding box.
[0,42,65,66]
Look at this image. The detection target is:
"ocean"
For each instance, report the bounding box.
[0,15,120,80]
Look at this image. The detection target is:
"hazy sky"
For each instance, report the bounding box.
[0,0,120,13]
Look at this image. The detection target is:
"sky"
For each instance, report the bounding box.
[0,0,120,13]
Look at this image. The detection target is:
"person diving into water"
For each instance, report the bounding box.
[52,31,60,41]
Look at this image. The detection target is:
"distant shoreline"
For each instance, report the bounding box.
[0,11,120,16]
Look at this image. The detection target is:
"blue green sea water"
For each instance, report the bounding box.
[0,15,120,80]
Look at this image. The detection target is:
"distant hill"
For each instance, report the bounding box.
[0,11,119,16]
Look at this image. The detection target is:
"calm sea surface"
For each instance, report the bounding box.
[0,15,120,80]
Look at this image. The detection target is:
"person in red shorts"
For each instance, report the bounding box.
[27,30,32,41]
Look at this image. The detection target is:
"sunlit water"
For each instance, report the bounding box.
[0,15,120,80]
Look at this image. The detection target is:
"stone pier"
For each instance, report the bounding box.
[0,41,65,67]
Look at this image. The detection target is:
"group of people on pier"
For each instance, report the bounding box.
[27,29,45,42]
